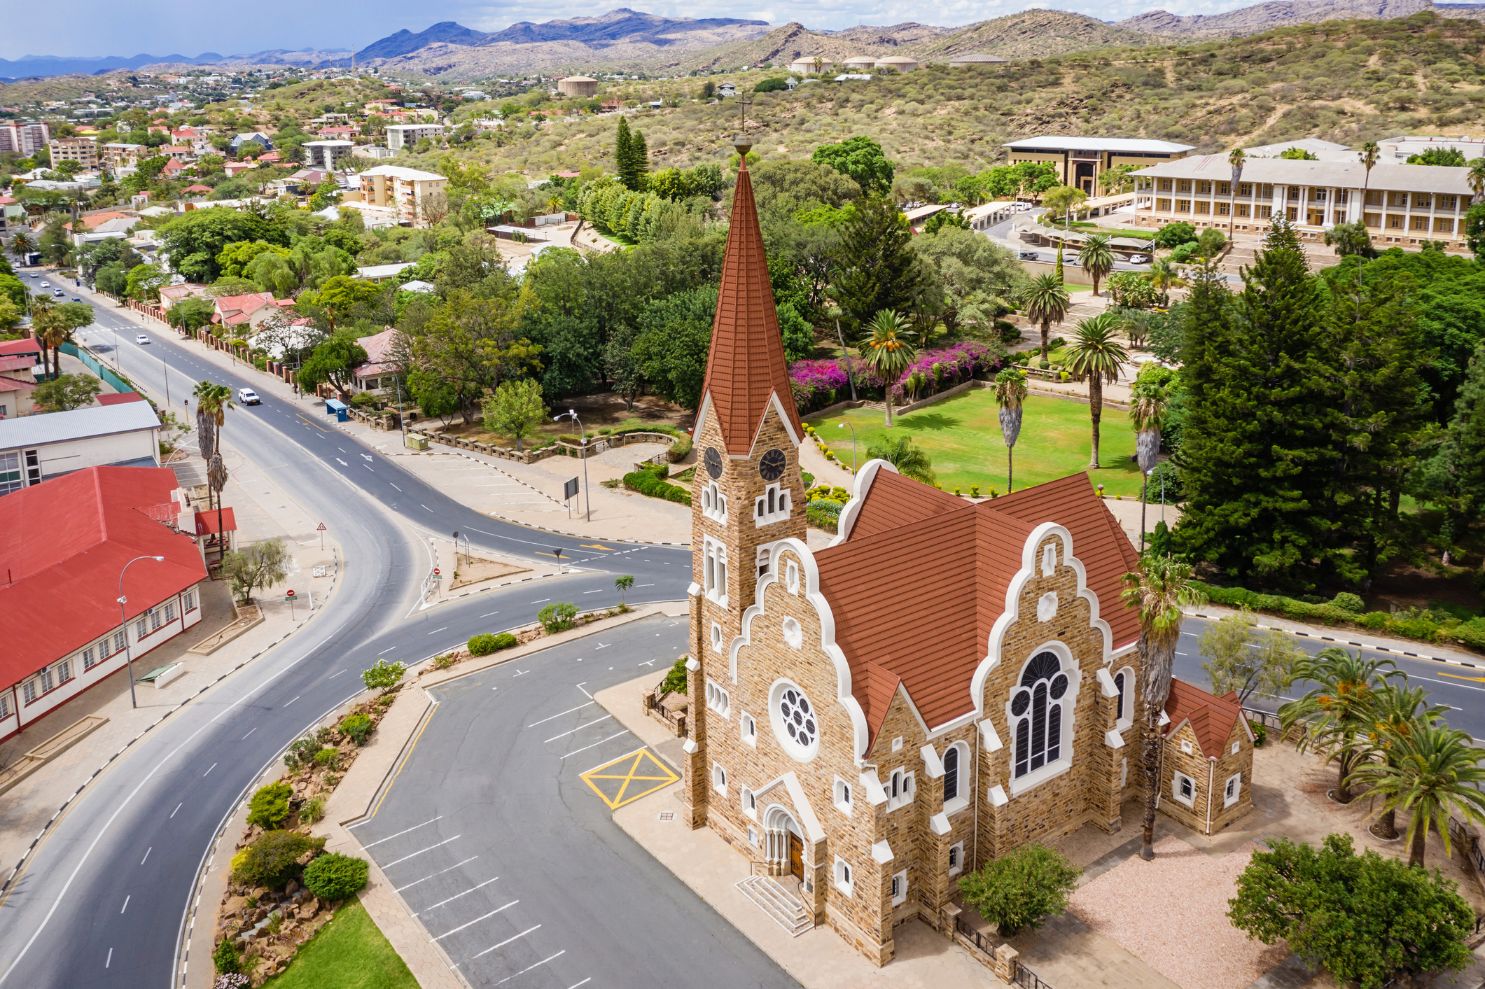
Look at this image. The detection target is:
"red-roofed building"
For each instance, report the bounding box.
[181,183,212,196]
[675,145,1227,966]
[96,392,146,407]
[350,326,402,393]
[1159,678,1255,835]
[213,292,280,330]
[0,466,210,740]
[160,158,187,178]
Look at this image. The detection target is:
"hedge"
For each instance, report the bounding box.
[302,852,370,901]
[468,631,518,656]
[232,830,325,890]
[622,465,691,506]
[246,782,293,829]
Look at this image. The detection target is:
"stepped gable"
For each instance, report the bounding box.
[1164,678,1246,755]
[814,470,1140,743]
[697,157,801,455]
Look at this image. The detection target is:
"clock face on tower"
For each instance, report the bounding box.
[759,448,787,482]
[704,447,723,479]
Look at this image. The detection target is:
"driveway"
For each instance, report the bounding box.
[351,615,799,989]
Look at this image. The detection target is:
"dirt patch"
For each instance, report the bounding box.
[449,555,528,590]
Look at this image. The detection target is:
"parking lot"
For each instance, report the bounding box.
[350,615,798,989]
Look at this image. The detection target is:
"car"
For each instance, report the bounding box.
[135,334,150,345]
[1127,253,1151,265]
[27,273,38,279]
[1018,250,1040,261]
[52,289,64,297]
[237,387,261,405]
[1064,253,1080,265]
[70,296,80,302]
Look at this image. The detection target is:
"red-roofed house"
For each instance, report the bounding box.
[0,466,210,740]
[181,183,213,196]
[1159,678,1255,835]
[223,160,258,178]
[0,337,46,417]
[212,292,281,330]
[317,126,357,140]
[674,149,1226,966]
[161,158,187,178]
[349,327,402,393]
[158,282,211,312]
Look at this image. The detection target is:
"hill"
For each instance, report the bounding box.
[353,22,489,61]
[912,10,1151,59]
[1114,0,1475,36]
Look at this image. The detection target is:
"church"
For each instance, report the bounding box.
[679,147,1254,965]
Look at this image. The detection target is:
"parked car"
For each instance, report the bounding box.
[135,334,150,345]
[1018,250,1040,261]
[70,296,80,302]
[1064,253,1080,265]
[237,387,261,405]
[52,289,63,297]
[1127,253,1151,265]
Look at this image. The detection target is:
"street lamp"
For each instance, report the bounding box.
[1140,467,1153,556]
[837,421,857,473]
[118,555,165,709]
[554,409,591,522]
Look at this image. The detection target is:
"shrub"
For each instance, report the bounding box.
[1452,618,1485,652]
[299,796,326,824]
[538,601,579,633]
[801,470,815,488]
[214,975,250,989]
[666,433,693,464]
[1169,242,1199,264]
[283,736,320,770]
[1330,592,1366,614]
[432,652,457,670]
[339,712,374,746]
[958,844,1080,935]
[1250,720,1268,747]
[301,852,370,901]
[232,830,324,890]
[661,656,688,695]
[1153,221,1197,248]
[468,631,518,656]
[213,938,242,975]
[361,658,406,693]
[246,782,293,829]
[806,498,844,533]
[622,467,691,505]
[313,747,340,769]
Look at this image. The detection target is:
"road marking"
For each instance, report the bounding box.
[560,730,631,760]
[636,583,654,588]
[480,611,500,618]
[338,447,346,453]
[240,726,257,740]
[170,802,182,819]
[120,895,130,914]
[427,626,449,636]
[420,504,432,512]
[1412,673,1485,693]
[431,900,517,941]
[496,951,565,984]
[363,464,374,472]
[382,835,461,869]
[104,948,112,970]
[140,847,151,866]
[576,682,592,699]
[284,695,301,707]
[580,542,615,551]
[202,763,217,777]
[1439,671,1485,684]
[329,669,346,678]
[468,924,540,961]
[595,642,610,650]
[527,701,595,727]
[543,715,613,744]
[361,453,373,462]
[360,816,444,846]
[512,669,529,678]
[534,598,551,604]
[566,980,592,989]
[638,659,657,667]
[413,877,501,916]
[335,458,349,467]
[391,482,402,492]
[394,856,477,892]
[583,589,603,594]
[580,748,679,809]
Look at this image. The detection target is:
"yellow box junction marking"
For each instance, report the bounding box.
[580,748,679,810]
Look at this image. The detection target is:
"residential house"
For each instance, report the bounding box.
[229,131,273,155]
[100,142,146,174]
[67,209,140,247]
[0,194,24,231]
[303,139,353,172]
[222,160,258,178]
[1004,136,1194,196]
[212,292,288,332]
[157,282,212,312]
[349,326,402,394]
[0,339,45,419]
[0,401,161,494]
[1158,680,1255,835]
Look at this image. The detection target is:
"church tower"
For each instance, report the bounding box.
[683,143,806,827]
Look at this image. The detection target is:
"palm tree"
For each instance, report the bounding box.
[10,230,35,262]
[1019,274,1070,362]
[865,434,935,484]
[994,367,1028,493]
[1358,141,1380,224]
[1226,147,1245,240]
[1063,313,1129,469]
[1148,259,1184,307]
[1280,647,1401,803]
[859,309,916,427]
[1467,157,1485,203]
[1354,684,1447,839]
[1080,234,1115,297]
[193,381,234,551]
[1129,371,1168,553]
[1347,722,1485,867]
[1122,554,1204,861]
[35,308,68,380]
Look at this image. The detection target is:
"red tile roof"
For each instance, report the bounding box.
[0,338,43,359]
[193,507,237,535]
[0,354,34,373]
[96,392,146,406]
[816,471,1141,740]
[697,158,800,455]
[1164,678,1246,756]
[0,467,207,685]
[213,292,276,326]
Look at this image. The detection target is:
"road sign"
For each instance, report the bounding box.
[564,477,579,501]
[316,522,327,531]
[285,589,296,598]
[285,588,296,618]
[433,567,441,577]
[316,521,327,550]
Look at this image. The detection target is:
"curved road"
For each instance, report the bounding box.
[0,277,692,989]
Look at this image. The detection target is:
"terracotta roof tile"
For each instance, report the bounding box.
[698,160,800,455]
[1164,678,1245,756]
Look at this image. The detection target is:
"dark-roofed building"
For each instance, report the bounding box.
[676,145,1202,966]
[0,401,161,495]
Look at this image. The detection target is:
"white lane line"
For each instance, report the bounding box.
[391,482,402,492]
[413,877,501,916]
[240,726,258,740]
[534,598,550,604]
[431,900,517,941]
[170,802,183,819]
[140,847,152,867]
[480,611,500,618]
[576,682,592,699]
[543,714,613,744]
[363,464,374,472]
[382,835,461,869]
[468,924,540,961]
[566,980,592,989]
[329,669,346,678]
[560,730,631,760]
[119,895,130,915]
[104,948,112,969]
[420,504,432,512]
[582,589,602,594]
[427,626,449,635]
[202,763,217,777]
[284,695,301,707]
[636,582,654,588]
[359,815,443,847]
[526,701,595,727]
[394,856,478,892]
[495,951,565,984]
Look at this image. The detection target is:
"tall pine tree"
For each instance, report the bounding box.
[828,195,929,338]
[1438,342,1485,532]
[615,118,640,191]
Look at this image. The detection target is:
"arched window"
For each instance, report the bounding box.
[1113,667,1133,728]
[1010,651,1072,782]
[943,744,963,803]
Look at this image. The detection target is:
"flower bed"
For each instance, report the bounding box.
[789,343,1004,415]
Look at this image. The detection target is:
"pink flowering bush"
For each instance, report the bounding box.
[789,342,1003,414]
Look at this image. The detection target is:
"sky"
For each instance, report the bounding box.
[2,0,1258,59]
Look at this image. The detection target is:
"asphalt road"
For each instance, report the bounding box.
[356,614,797,989]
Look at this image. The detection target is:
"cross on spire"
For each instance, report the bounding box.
[737,93,753,135]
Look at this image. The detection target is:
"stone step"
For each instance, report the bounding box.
[736,875,812,936]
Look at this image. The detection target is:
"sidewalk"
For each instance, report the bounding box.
[0,429,344,895]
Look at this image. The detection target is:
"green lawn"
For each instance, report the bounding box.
[809,389,1143,497]
[262,901,417,989]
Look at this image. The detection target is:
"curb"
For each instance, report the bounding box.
[1187,610,1482,671]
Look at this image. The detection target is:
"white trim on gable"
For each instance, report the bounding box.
[1096,667,1119,698]
[1104,729,1126,749]
[871,840,894,864]
[859,770,888,806]
[730,539,872,762]
[929,813,951,836]
[920,743,944,779]
[979,718,1003,752]
[830,458,897,547]
[695,390,805,461]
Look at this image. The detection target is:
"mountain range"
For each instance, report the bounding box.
[4,0,1485,83]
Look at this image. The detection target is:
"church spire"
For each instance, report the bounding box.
[698,147,802,456]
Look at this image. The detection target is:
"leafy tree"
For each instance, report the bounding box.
[1123,554,1204,861]
[922,210,969,234]
[0,272,25,309]
[1152,221,1197,249]
[481,377,546,450]
[1063,312,1129,468]
[865,434,934,484]
[94,262,130,298]
[159,207,279,283]
[958,844,1080,936]
[33,373,102,411]
[1195,227,1227,258]
[1040,184,1087,224]
[912,226,1025,335]
[1199,609,1299,704]
[124,263,169,302]
[1277,147,1319,160]
[1324,221,1375,258]
[1354,684,1447,839]
[361,658,406,693]
[1434,343,1485,529]
[1348,722,1485,867]
[614,574,634,606]
[859,309,916,426]
[615,117,644,192]
[632,284,717,409]
[409,285,539,424]
[0,297,20,333]
[1280,648,1400,803]
[1019,273,1070,361]
[1406,146,1468,166]
[168,296,217,333]
[811,135,894,196]
[1080,234,1115,297]
[295,331,368,399]
[994,367,1028,493]
[776,302,816,363]
[1228,833,1473,989]
[222,538,289,605]
[1466,202,1485,261]
[753,76,789,93]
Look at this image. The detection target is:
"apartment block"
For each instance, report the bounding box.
[355,164,448,227]
[48,135,100,171]
[0,121,51,156]
[383,123,444,151]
